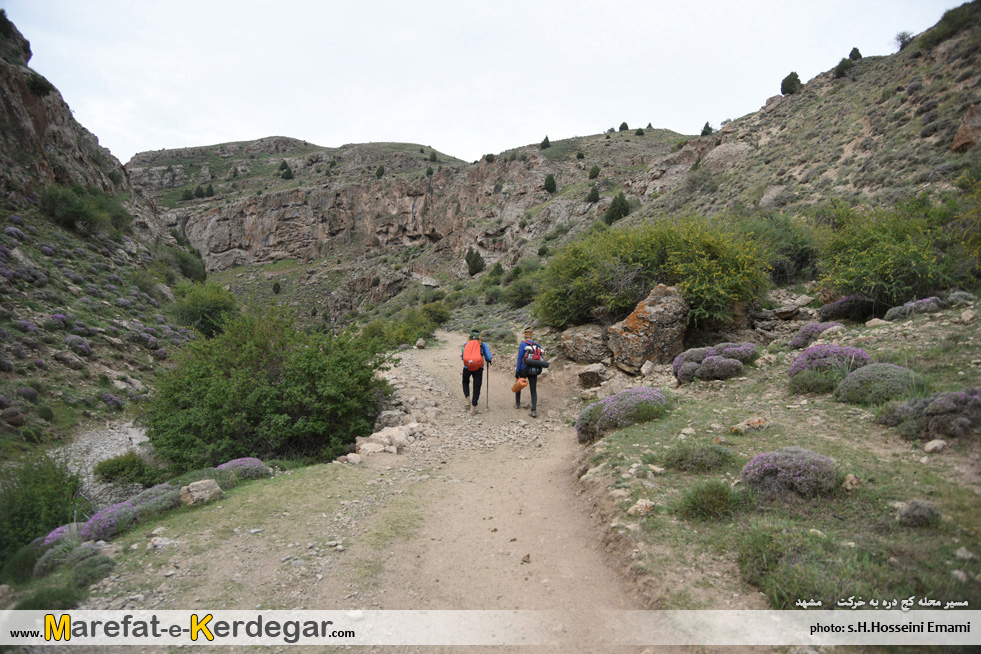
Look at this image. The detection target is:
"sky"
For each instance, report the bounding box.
[3,0,962,165]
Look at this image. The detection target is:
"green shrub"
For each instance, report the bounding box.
[664,442,736,472]
[27,72,55,96]
[1,542,40,584]
[671,139,689,152]
[602,193,630,225]
[375,165,384,178]
[140,305,388,472]
[174,282,238,338]
[272,281,282,294]
[895,31,914,50]
[833,57,854,79]
[39,184,132,235]
[194,185,205,198]
[181,189,193,201]
[534,217,768,328]
[819,206,953,307]
[734,212,821,284]
[465,248,485,276]
[0,453,89,566]
[919,2,981,50]
[506,277,536,308]
[586,186,599,203]
[701,122,714,136]
[619,122,629,131]
[849,47,862,60]
[485,286,504,304]
[833,363,927,405]
[678,479,742,519]
[588,165,600,180]
[484,153,495,163]
[576,151,584,160]
[36,403,54,421]
[543,174,556,193]
[93,451,163,487]
[421,301,451,325]
[781,72,801,95]
[70,553,115,588]
[635,128,645,136]
[14,585,83,610]
[540,136,550,149]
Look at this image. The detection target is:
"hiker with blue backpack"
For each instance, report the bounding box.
[461,330,492,416]
[515,327,546,419]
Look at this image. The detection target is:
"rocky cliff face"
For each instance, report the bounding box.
[0,13,128,200]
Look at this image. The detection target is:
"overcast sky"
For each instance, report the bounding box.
[4,0,960,165]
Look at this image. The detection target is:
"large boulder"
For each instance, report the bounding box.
[180,479,223,506]
[951,104,981,152]
[561,324,611,363]
[578,363,612,388]
[607,285,688,373]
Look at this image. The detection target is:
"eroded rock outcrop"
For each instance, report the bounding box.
[607,285,688,373]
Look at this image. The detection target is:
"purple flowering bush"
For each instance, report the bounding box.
[741,447,839,498]
[4,226,26,241]
[99,392,123,410]
[833,363,927,406]
[216,457,273,479]
[65,334,92,357]
[673,342,757,384]
[575,387,670,443]
[42,524,78,548]
[130,483,181,518]
[791,322,845,349]
[877,387,981,440]
[80,501,138,541]
[15,387,39,402]
[14,320,36,333]
[788,344,871,394]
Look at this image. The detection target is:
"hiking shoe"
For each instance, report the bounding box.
[530,410,537,418]
[470,405,477,416]
[464,397,470,410]
[514,400,521,409]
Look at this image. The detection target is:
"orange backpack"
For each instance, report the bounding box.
[463,338,484,371]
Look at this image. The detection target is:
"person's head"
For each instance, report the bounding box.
[523,327,533,341]
[470,329,480,340]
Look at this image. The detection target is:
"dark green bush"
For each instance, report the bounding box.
[13,585,83,610]
[588,165,600,180]
[0,453,90,566]
[733,212,821,284]
[833,57,854,79]
[586,186,599,203]
[36,403,54,421]
[540,136,550,149]
[465,248,485,276]
[781,71,802,95]
[919,2,981,50]
[181,188,193,201]
[701,122,714,136]
[375,165,384,178]
[272,281,282,294]
[849,47,862,60]
[664,442,736,472]
[619,122,629,131]
[543,174,556,193]
[678,479,742,519]
[70,554,115,588]
[635,128,645,136]
[421,301,451,325]
[93,451,163,487]
[1,542,40,584]
[506,278,536,308]
[140,305,388,472]
[602,193,630,225]
[39,184,132,235]
[194,185,205,198]
[174,282,238,337]
[27,72,55,96]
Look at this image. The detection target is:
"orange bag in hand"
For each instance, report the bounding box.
[511,377,528,393]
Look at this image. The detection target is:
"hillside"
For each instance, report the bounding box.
[122,10,981,330]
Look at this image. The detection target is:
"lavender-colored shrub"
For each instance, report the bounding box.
[710,342,759,364]
[40,245,55,256]
[80,501,138,541]
[884,297,945,322]
[14,320,36,333]
[878,387,981,440]
[216,457,273,479]
[15,387,39,402]
[130,484,181,518]
[575,387,670,443]
[673,343,756,384]
[787,344,871,379]
[65,335,92,357]
[791,322,844,349]
[8,214,24,226]
[100,392,123,409]
[741,447,838,498]
[4,227,26,241]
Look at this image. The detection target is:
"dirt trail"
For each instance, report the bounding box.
[354,331,645,651]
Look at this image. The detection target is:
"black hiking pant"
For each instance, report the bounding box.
[463,367,483,406]
[515,373,537,411]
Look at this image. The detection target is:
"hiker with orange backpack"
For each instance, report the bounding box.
[515,327,546,419]
[461,330,492,416]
